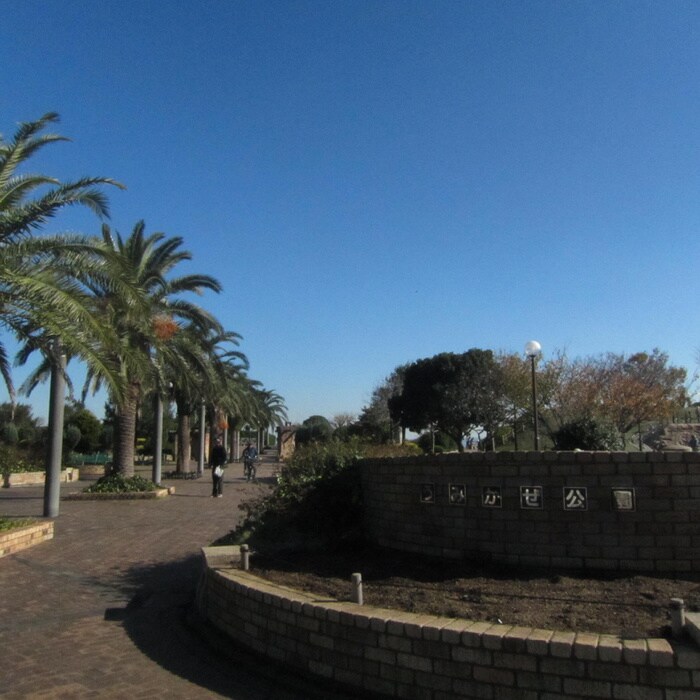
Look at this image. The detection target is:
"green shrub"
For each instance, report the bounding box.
[222,438,424,552]
[85,473,156,493]
[227,439,363,549]
[552,417,622,451]
[0,445,43,474]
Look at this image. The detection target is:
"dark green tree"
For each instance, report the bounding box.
[63,402,103,453]
[390,349,506,451]
[296,415,333,446]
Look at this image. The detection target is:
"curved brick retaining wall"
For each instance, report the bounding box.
[360,451,700,574]
[198,547,700,699]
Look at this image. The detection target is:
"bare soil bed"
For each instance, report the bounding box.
[250,545,700,639]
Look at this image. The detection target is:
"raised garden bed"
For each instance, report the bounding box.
[2,468,79,488]
[64,486,174,500]
[0,520,54,558]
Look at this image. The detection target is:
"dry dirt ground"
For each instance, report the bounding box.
[250,545,700,640]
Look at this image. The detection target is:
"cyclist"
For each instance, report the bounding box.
[242,442,258,481]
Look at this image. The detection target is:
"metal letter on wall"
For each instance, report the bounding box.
[449,483,466,505]
[482,486,502,508]
[420,483,435,504]
[563,486,588,511]
[611,488,636,511]
[520,486,543,509]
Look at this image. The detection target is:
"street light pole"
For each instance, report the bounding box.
[525,340,542,451]
[198,400,206,477]
[44,340,66,518]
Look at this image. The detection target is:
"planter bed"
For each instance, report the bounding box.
[77,464,107,480]
[2,468,79,488]
[63,486,174,500]
[0,521,54,558]
[198,546,700,700]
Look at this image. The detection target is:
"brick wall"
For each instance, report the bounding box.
[3,468,79,487]
[199,549,700,699]
[0,521,54,558]
[360,451,700,574]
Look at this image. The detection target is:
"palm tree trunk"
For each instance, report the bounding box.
[176,410,192,474]
[113,381,139,477]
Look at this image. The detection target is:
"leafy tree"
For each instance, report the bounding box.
[331,413,355,429]
[295,415,333,446]
[0,402,42,436]
[2,422,19,445]
[356,366,406,443]
[63,424,81,452]
[596,350,687,448]
[63,401,103,453]
[496,352,532,449]
[390,350,505,451]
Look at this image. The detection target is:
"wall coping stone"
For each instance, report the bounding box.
[361,450,700,467]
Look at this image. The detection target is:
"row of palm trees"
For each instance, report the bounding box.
[1,113,287,478]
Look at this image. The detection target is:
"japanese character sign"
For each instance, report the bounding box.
[611,488,636,511]
[520,486,543,509]
[420,483,435,504]
[449,483,466,505]
[563,487,588,511]
[481,486,502,508]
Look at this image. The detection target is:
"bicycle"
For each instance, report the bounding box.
[243,458,257,481]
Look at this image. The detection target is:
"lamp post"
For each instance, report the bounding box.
[198,400,206,477]
[525,340,542,451]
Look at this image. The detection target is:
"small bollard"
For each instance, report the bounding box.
[670,598,686,638]
[351,572,363,605]
[240,544,250,572]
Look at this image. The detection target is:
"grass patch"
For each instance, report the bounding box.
[0,517,37,532]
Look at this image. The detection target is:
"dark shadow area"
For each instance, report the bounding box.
[118,556,378,700]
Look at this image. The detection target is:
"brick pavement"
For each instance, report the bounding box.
[0,457,359,699]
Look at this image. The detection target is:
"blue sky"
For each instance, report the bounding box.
[2,1,700,424]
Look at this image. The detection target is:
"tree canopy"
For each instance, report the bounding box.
[389,349,505,451]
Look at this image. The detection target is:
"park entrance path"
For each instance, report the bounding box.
[0,456,357,699]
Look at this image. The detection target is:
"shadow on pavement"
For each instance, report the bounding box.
[119,556,372,700]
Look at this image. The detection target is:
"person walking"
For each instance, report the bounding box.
[210,437,227,497]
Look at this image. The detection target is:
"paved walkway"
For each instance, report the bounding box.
[0,456,358,699]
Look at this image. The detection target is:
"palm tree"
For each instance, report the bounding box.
[248,387,288,449]
[166,328,249,473]
[81,221,222,476]
[0,112,123,399]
